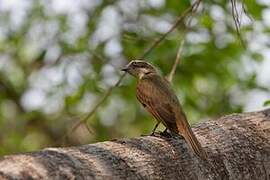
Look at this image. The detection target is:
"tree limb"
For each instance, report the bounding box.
[230,0,247,48]
[167,0,200,82]
[1,109,270,180]
[167,40,185,82]
[140,0,201,58]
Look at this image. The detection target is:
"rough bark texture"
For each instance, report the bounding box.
[0,109,270,180]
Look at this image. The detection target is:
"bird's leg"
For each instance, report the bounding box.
[141,122,160,137]
[163,128,168,133]
[150,122,160,136]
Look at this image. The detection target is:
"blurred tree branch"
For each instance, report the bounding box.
[167,40,185,83]
[140,0,202,58]
[230,0,251,48]
[166,0,200,83]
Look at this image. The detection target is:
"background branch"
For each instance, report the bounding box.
[167,1,200,82]
[167,40,185,83]
[230,0,247,48]
[140,0,202,58]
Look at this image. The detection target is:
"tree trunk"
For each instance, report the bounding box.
[0,109,270,180]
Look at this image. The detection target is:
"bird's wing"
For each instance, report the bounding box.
[137,75,207,159]
[136,76,177,125]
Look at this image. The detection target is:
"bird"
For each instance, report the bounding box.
[121,60,207,159]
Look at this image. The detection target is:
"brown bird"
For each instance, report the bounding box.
[121,60,207,159]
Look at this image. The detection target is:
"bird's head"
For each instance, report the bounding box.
[121,60,157,79]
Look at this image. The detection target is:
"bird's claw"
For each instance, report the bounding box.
[160,130,173,138]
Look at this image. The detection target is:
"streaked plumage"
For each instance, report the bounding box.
[122,60,207,159]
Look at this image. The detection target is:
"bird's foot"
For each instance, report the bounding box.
[160,130,173,138]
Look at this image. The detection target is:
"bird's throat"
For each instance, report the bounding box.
[138,72,145,79]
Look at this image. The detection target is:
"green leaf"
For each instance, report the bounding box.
[263,100,270,107]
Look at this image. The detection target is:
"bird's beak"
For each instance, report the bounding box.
[121,66,129,72]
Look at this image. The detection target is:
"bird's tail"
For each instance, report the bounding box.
[176,112,207,159]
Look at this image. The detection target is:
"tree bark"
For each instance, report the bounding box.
[0,109,270,180]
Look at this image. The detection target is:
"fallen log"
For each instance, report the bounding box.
[0,109,270,180]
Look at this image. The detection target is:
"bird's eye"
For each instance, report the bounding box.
[131,61,150,69]
[132,62,139,66]
[132,62,144,68]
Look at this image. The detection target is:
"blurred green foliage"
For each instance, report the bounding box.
[264,100,270,107]
[0,0,269,155]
